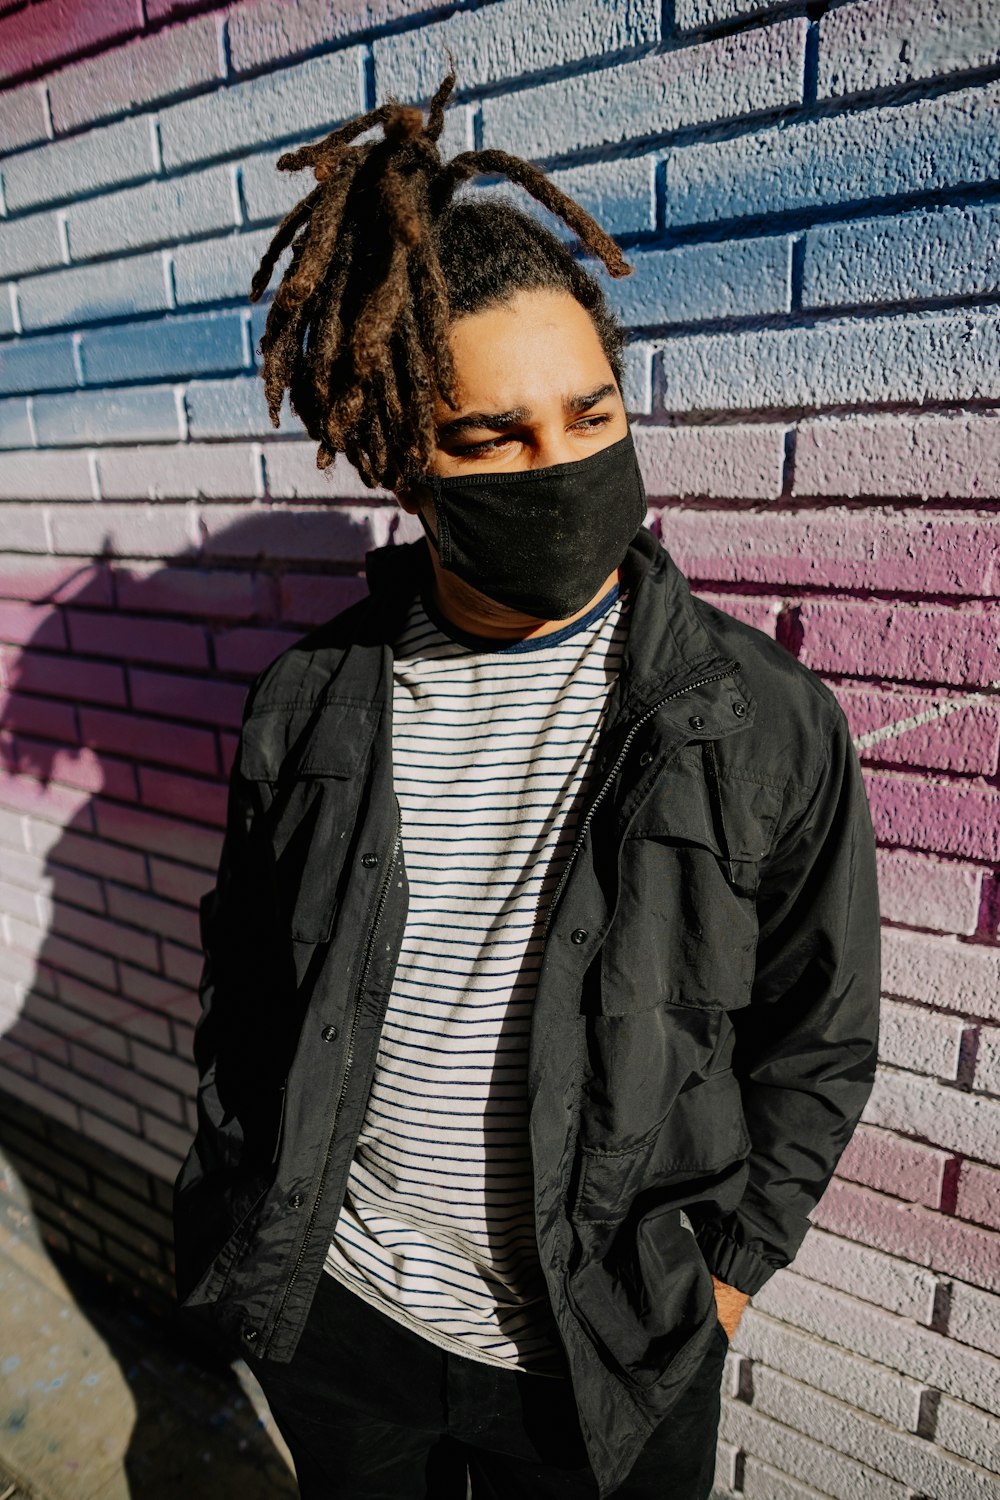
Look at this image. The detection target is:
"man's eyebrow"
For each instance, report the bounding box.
[435,382,618,440]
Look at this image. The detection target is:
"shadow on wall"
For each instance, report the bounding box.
[0,507,392,1495]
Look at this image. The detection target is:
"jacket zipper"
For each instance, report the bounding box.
[261,794,402,1355]
[540,659,741,943]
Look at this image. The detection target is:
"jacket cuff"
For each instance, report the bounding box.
[692,1219,786,1297]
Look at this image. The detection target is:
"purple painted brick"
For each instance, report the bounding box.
[0,0,142,86]
[797,597,999,688]
[795,410,1000,499]
[48,15,225,134]
[833,682,999,776]
[837,1122,950,1211]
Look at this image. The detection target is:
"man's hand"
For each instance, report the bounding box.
[712,1274,750,1341]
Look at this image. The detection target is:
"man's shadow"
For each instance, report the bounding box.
[0,502,406,1495]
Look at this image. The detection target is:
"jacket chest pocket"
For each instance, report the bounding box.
[600,765,780,1015]
[239,701,379,945]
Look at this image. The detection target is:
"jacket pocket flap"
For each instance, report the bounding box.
[238,700,379,782]
[630,772,782,861]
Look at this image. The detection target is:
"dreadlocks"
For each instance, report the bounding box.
[250,62,634,491]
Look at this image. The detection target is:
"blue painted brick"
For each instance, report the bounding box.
[34,386,182,446]
[0,286,16,337]
[65,165,239,263]
[172,228,277,306]
[373,0,660,103]
[817,0,1000,99]
[675,0,772,26]
[18,252,169,332]
[802,204,1000,310]
[665,76,1000,228]
[481,21,804,161]
[0,332,78,394]
[0,211,64,279]
[0,396,33,449]
[158,49,366,171]
[456,155,656,250]
[2,115,156,213]
[79,310,246,385]
[186,375,296,438]
[604,237,792,327]
[0,80,49,153]
[658,309,1000,413]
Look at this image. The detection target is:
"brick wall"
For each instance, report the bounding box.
[0,0,998,1494]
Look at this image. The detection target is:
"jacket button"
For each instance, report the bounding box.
[638,750,652,766]
[243,1326,258,1343]
[321,1024,338,1041]
[288,1193,303,1209]
[570,929,588,944]
[689,715,706,730]
[732,701,746,717]
[361,852,379,867]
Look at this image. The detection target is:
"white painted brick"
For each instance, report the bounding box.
[0,503,48,549]
[264,442,393,500]
[18,251,169,331]
[878,997,969,1080]
[0,285,16,337]
[195,501,394,563]
[789,1226,938,1322]
[635,423,785,499]
[874,849,983,935]
[374,0,660,102]
[159,48,366,171]
[882,928,1000,1023]
[862,1066,1000,1167]
[973,1023,1000,1095]
[720,1399,909,1499]
[732,1307,923,1429]
[186,376,297,439]
[676,1,772,26]
[0,211,64,279]
[622,343,654,416]
[481,19,805,159]
[0,449,94,500]
[65,164,238,262]
[741,1454,839,1499]
[935,1392,1000,1477]
[947,1278,1000,1361]
[0,81,49,153]
[3,115,156,213]
[753,1270,1000,1415]
[47,502,196,557]
[751,1363,999,1497]
[96,443,261,500]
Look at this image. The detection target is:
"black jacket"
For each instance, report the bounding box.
[173,525,881,1498]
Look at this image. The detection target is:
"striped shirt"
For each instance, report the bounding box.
[323,576,631,1374]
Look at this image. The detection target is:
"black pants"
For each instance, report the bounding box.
[249,1269,728,1499]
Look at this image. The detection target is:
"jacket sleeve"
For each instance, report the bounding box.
[175,677,281,1186]
[693,697,882,1296]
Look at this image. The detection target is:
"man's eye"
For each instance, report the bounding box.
[455,414,611,457]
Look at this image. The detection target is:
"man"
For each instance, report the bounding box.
[174,72,881,1500]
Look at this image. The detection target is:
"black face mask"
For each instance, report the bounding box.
[412,427,648,620]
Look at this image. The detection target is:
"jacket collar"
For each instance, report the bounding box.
[363,525,735,714]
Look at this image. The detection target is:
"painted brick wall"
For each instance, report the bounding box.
[0,0,998,1494]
